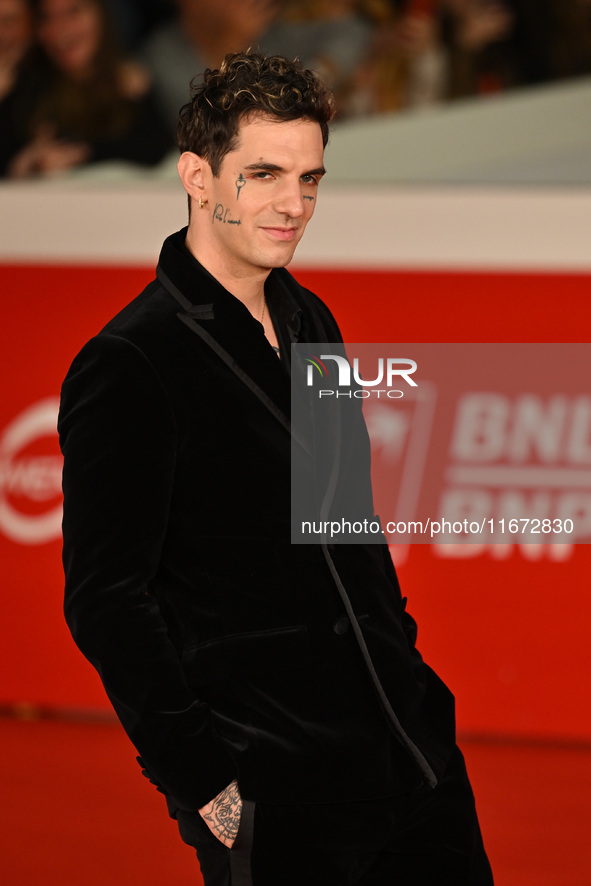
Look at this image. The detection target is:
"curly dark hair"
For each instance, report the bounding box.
[177,51,335,176]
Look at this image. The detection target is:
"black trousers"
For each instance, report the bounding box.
[176,747,494,886]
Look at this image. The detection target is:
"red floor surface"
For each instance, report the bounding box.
[1,717,590,885]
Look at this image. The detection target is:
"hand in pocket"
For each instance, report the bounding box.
[199,779,243,848]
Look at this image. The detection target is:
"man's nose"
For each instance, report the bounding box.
[273,179,305,218]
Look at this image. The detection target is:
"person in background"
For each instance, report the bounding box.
[440,0,516,98]
[259,0,376,103]
[0,0,34,174]
[141,0,283,137]
[7,0,173,178]
[343,0,448,115]
[0,0,31,99]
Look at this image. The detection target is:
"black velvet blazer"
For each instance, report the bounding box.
[58,228,456,812]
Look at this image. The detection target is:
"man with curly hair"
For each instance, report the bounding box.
[58,50,493,885]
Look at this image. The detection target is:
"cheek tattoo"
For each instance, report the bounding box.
[236,173,246,200]
[303,195,315,201]
[213,203,241,225]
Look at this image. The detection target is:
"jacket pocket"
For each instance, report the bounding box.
[182,625,310,688]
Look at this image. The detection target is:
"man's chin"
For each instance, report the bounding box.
[266,243,299,270]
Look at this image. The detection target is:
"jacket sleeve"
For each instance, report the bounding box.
[58,333,236,810]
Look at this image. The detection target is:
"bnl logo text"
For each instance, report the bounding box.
[306,355,418,398]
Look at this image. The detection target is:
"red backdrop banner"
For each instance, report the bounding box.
[1,263,589,740]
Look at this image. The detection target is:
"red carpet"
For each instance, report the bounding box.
[1,717,589,885]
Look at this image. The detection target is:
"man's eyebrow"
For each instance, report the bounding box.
[243,162,326,176]
[244,162,284,172]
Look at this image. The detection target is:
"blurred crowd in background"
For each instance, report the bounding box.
[1,0,591,178]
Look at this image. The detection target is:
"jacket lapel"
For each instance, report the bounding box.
[155,231,307,452]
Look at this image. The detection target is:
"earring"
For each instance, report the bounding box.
[198,196,207,209]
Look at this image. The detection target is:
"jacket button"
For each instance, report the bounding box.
[333,616,350,635]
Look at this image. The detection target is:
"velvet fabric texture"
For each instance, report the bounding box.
[59,228,456,813]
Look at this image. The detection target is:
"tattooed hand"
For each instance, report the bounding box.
[199,779,242,848]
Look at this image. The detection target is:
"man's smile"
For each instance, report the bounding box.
[260,226,298,241]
